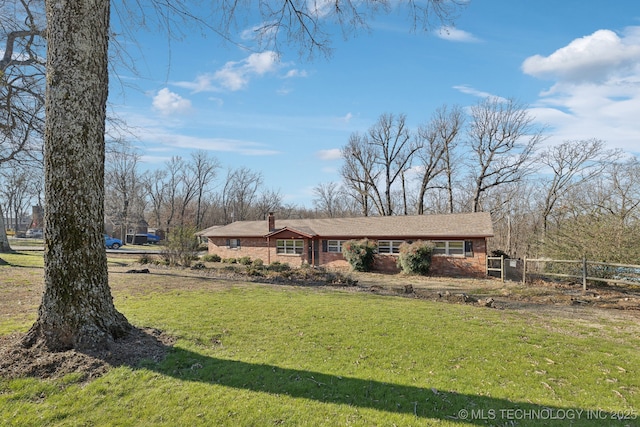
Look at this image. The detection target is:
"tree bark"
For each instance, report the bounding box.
[0,205,11,253]
[23,0,131,351]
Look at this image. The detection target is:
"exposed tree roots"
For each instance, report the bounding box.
[0,327,175,381]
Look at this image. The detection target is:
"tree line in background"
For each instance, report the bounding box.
[3,96,639,265]
[325,98,639,264]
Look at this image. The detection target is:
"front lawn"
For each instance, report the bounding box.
[0,255,638,426]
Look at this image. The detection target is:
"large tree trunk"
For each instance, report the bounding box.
[23,0,131,351]
[0,206,11,253]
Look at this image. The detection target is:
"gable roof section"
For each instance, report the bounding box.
[266,226,316,238]
[200,212,493,239]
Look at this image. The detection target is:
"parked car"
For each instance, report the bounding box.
[25,228,43,238]
[146,233,160,244]
[104,234,123,249]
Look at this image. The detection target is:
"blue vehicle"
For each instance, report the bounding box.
[146,233,160,244]
[104,234,123,249]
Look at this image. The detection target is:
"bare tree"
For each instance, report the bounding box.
[142,168,168,229]
[312,181,346,218]
[162,156,185,232]
[0,0,45,150]
[598,158,640,226]
[415,105,463,214]
[105,144,143,242]
[340,114,421,216]
[467,98,546,212]
[189,150,220,229]
[0,0,45,252]
[369,113,420,215]
[340,133,378,216]
[221,167,263,223]
[483,181,538,258]
[253,188,283,220]
[538,139,620,235]
[0,163,41,233]
[176,160,199,227]
[541,157,640,262]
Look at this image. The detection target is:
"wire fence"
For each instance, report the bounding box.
[487,256,640,291]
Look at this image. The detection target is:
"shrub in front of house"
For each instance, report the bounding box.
[268,261,291,272]
[238,256,252,265]
[397,241,435,275]
[324,271,358,286]
[201,254,222,263]
[342,239,377,272]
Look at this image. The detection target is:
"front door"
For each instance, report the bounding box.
[307,239,320,266]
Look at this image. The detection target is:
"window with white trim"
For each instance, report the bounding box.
[378,240,404,254]
[432,241,464,256]
[276,239,304,255]
[226,238,240,249]
[327,240,346,253]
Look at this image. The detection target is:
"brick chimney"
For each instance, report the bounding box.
[268,212,275,232]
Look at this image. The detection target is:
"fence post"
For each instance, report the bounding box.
[582,257,587,293]
[500,256,505,282]
[522,257,527,285]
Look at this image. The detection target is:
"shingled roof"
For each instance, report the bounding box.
[200,212,493,239]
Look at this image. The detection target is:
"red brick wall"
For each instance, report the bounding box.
[207,237,488,277]
[208,237,307,267]
[208,237,269,262]
[317,252,349,269]
[430,238,487,278]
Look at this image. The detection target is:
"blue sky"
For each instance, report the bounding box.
[110,1,640,207]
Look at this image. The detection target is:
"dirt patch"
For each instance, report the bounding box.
[0,327,175,381]
[345,270,640,312]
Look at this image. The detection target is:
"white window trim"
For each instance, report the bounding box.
[227,238,240,249]
[432,240,465,257]
[327,240,346,253]
[276,239,304,255]
[378,240,405,255]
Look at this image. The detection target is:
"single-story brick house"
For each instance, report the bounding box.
[199,212,494,277]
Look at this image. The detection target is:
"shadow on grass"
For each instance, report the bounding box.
[137,341,630,425]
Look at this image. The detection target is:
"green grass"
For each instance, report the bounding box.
[1,283,639,426]
[7,238,44,247]
[0,250,142,268]
[0,251,45,268]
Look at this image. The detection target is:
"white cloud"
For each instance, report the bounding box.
[523,26,640,153]
[341,112,353,123]
[453,85,508,102]
[284,69,308,78]
[522,27,640,83]
[436,26,481,43]
[316,148,342,161]
[174,51,281,92]
[158,134,280,156]
[214,51,280,91]
[152,88,192,115]
[177,74,219,93]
